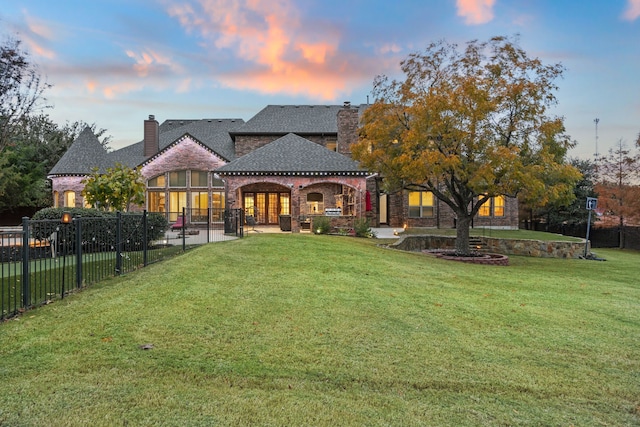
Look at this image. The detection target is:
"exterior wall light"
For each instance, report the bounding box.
[61,212,72,224]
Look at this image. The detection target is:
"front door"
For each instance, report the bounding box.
[379,193,388,224]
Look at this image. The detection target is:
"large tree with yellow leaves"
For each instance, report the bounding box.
[353,36,581,255]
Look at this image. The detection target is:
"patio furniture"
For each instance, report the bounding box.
[171,216,184,231]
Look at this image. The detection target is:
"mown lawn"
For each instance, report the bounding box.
[0,234,638,426]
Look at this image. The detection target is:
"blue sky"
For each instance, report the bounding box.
[2,0,639,159]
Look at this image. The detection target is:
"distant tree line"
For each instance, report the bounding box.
[0,36,111,216]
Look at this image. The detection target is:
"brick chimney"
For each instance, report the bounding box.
[337,101,359,156]
[144,114,159,157]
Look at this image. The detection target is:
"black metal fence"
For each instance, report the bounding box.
[527,221,640,250]
[1,208,244,320]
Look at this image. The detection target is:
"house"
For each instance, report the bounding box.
[48,102,518,232]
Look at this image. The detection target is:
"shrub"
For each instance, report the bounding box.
[354,218,376,238]
[313,216,332,234]
[30,208,168,253]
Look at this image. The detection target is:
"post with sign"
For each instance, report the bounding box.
[584,197,597,258]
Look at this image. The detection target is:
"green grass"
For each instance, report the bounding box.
[0,234,638,426]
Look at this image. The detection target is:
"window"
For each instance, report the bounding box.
[212,174,224,187]
[148,191,166,213]
[212,191,225,221]
[408,191,434,217]
[169,191,187,221]
[326,141,337,151]
[191,191,208,222]
[479,195,505,217]
[306,192,324,215]
[53,191,59,208]
[280,193,290,215]
[191,171,208,187]
[169,171,187,187]
[148,175,166,187]
[64,191,76,208]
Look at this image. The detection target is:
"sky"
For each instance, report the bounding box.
[1,0,639,159]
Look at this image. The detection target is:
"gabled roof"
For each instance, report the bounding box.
[216,133,366,175]
[155,118,242,162]
[50,118,244,175]
[48,127,111,175]
[231,105,344,135]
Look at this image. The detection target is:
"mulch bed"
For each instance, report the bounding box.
[422,250,509,266]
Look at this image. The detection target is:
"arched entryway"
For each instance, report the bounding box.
[241,183,291,225]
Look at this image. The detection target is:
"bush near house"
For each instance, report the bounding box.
[30,208,168,252]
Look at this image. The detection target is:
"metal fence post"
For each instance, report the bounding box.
[207,207,211,243]
[21,217,30,308]
[143,210,148,267]
[75,217,83,288]
[116,211,122,275]
[182,207,186,251]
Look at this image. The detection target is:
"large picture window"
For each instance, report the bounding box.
[408,191,434,217]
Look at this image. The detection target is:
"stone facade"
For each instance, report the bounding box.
[224,175,367,232]
[234,134,337,158]
[140,137,226,179]
[51,176,87,208]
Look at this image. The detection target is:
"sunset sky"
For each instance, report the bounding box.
[2,0,639,159]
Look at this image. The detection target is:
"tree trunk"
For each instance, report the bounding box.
[455,214,472,255]
[619,216,625,249]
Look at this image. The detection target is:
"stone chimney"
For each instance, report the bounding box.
[144,114,159,157]
[337,101,359,156]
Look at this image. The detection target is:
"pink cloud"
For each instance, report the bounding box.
[622,0,640,20]
[22,14,57,59]
[456,0,496,25]
[165,0,369,100]
[125,49,184,77]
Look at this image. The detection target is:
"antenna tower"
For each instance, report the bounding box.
[593,118,600,159]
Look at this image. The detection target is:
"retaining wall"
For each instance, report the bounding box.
[391,235,588,259]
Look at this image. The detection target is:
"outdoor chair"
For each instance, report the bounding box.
[245,215,260,232]
[170,216,184,231]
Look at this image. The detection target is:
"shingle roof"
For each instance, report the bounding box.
[50,119,244,175]
[48,127,111,175]
[216,133,366,175]
[155,119,242,161]
[231,105,343,135]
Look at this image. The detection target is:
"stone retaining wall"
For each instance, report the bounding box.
[391,235,587,259]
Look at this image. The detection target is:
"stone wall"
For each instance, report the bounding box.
[391,234,588,259]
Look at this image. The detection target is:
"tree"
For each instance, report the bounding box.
[0,37,51,153]
[594,139,640,248]
[353,36,581,254]
[525,158,597,230]
[0,114,112,211]
[82,163,145,212]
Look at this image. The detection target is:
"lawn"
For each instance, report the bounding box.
[0,234,638,426]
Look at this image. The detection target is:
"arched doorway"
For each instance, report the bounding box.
[242,184,291,225]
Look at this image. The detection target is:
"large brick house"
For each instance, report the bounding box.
[48,102,518,232]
